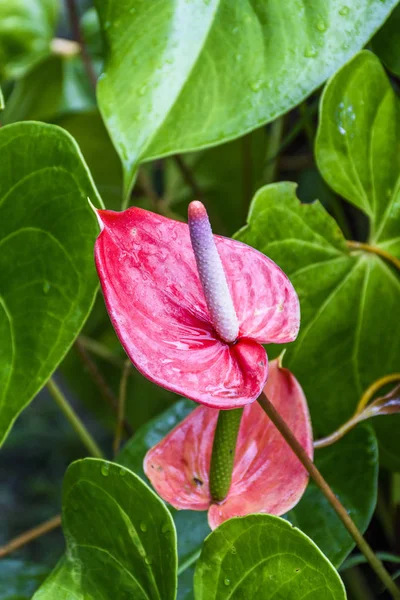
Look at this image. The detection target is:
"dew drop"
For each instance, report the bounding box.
[316,20,326,32]
[119,468,127,477]
[43,280,51,294]
[339,6,349,15]
[304,46,317,58]
[101,463,110,477]
[224,578,231,586]
[249,79,263,92]
[161,523,171,534]
[145,556,153,565]
[140,522,148,532]
[230,546,237,554]
[139,85,146,97]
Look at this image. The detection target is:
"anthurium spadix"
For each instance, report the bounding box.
[144,359,313,529]
[93,200,299,408]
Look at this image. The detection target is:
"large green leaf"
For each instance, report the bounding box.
[95,0,398,197]
[288,426,378,567]
[0,122,102,446]
[0,0,58,80]
[34,459,177,600]
[194,515,346,599]
[371,3,400,77]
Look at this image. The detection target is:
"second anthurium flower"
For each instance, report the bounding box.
[93,201,300,409]
[144,357,313,529]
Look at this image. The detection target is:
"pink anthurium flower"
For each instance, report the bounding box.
[93,202,299,409]
[144,358,313,529]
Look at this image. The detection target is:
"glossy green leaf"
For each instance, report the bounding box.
[316,50,400,254]
[288,426,378,567]
[0,122,102,446]
[0,0,58,80]
[194,514,346,599]
[0,85,4,109]
[236,182,400,440]
[34,459,177,600]
[371,4,400,77]
[95,0,398,197]
[0,560,50,599]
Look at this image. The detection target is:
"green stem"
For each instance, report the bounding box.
[209,408,243,502]
[257,391,400,600]
[47,378,104,459]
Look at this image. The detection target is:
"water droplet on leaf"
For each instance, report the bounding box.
[140,522,148,532]
[43,280,51,294]
[339,6,349,15]
[145,556,153,565]
[119,468,127,477]
[304,46,317,58]
[224,578,231,586]
[316,20,326,32]
[101,463,110,477]
[249,79,263,92]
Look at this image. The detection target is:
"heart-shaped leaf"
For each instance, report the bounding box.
[95,0,398,197]
[0,122,102,446]
[0,0,58,79]
[33,459,177,600]
[194,514,346,599]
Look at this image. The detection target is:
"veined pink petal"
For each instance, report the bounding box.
[94,207,298,407]
[144,359,313,528]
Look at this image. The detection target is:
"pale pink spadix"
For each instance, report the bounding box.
[188,201,239,343]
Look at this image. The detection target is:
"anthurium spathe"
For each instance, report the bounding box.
[93,202,299,408]
[144,358,313,529]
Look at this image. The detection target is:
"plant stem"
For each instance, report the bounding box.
[65,0,97,90]
[257,391,400,600]
[357,373,400,413]
[347,240,400,272]
[0,515,61,559]
[113,360,131,456]
[75,339,133,437]
[313,413,363,449]
[209,409,243,502]
[47,378,104,459]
